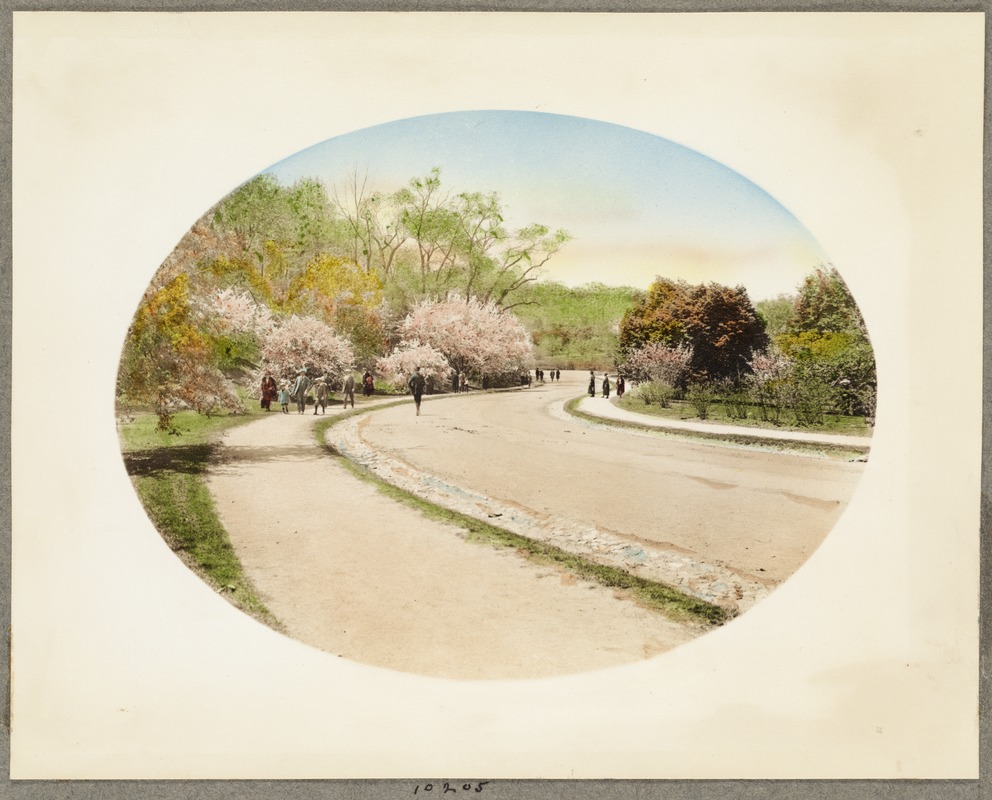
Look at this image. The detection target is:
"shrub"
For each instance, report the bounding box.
[718,379,750,420]
[747,348,791,424]
[685,383,715,419]
[637,381,675,408]
[785,364,833,426]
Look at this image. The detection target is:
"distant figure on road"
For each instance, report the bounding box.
[555,369,561,381]
[602,373,611,399]
[362,371,375,397]
[616,375,626,398]
[278,381,290,414]
[292,368,311,415]
[342,373,356,408]
[260,373,278,411]
[588,370,596,397]
[408,366,426,416]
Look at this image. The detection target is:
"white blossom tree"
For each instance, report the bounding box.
[207,287,275,337]
[376,342,450,389]
[258,314,354,383]
[622,342,693,387]
[394,296,533,382]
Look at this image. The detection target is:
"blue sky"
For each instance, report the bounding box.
[266,111,829,301]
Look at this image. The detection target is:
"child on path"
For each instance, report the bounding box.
[278,381,290,413]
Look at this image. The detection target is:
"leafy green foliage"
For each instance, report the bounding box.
[777,266,876,419]
[512,281,640,368]
[788,265,867,336]
[685,383,716,419]
[634,381,675,408]
[755,294,796,339]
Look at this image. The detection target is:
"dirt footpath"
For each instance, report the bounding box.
[206,401,703,680]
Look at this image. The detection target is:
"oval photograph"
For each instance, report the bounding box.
[116,111,875,680]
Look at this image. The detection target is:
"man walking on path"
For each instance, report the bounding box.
[408,366,426,416]
[342,373,356,408]
[292,367,311,415]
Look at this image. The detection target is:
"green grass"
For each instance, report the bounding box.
[616,394,873,437]
[119,406,282,630]
[313,413,729,627]
[119,406,265,450]
[568,397,869,460]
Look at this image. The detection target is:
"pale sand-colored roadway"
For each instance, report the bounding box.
[206,371,865,679]
[359,371,866,585]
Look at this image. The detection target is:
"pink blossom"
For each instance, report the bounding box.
[259,314,354,382]
[376,342,450,384]
[623,342,693,385]
[207,288,274,336]
[747,349,792,384]
[396,296,533,377]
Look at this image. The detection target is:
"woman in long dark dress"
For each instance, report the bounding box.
[260,373,278,411]
[587,370,596,397]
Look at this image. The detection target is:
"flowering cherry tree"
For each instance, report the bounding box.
[206,287,274,337]
[394,296,533,380]
[746,348,792,423]
[259,314,354,382]
[622,342,694,387]
[376,342,450,387]
[747,349,792,385]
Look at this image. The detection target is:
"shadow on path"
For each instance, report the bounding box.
[122,444,216,477]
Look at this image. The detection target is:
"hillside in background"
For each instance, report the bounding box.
[512,281,641,370]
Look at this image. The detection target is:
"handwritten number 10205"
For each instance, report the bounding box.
[414,781,489,794]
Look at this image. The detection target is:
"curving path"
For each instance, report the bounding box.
[205,395,703,680]
[206,371,865,679]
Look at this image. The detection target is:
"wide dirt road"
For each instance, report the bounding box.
[357,371,866,586]
[206,398,702,680]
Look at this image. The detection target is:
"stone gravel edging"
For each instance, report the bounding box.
[323,413,773,616]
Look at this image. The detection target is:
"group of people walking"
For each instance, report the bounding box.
[263,365,628,420]
[588,370,625,399]
[260,368,361,416]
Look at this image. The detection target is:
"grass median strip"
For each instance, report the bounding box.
[119,409,282,630]
[314,413,729,627]
[564,397,869,460]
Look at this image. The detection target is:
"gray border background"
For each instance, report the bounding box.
[1,1,986,798]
